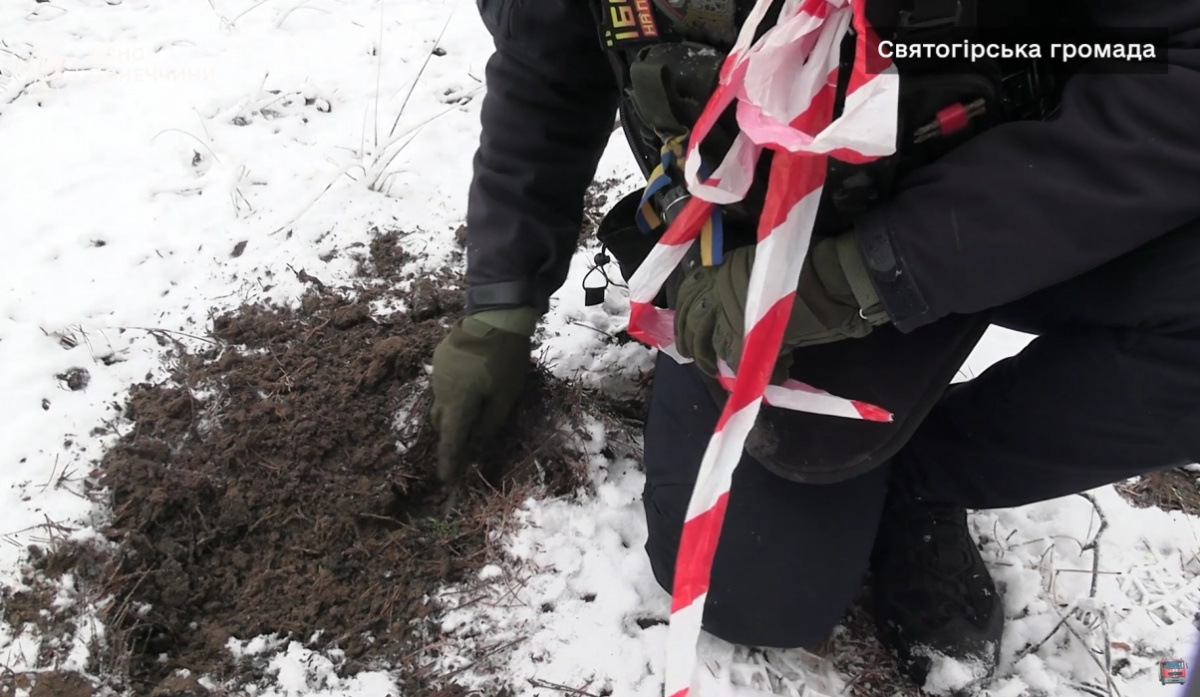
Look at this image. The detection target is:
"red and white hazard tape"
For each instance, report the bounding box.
[714,360,893,422]
[622,0,899,695]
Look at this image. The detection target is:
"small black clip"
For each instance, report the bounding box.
[582,251,613,307]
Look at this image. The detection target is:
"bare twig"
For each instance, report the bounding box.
[566,321,617,339]
[369,3,386,151]
[368,77,486,192]
[5,68,116,106]
[1078,492,1110,598]
[270,161,366,234]
[1017,612,1073,661]
[427,635,526,681]
[275,0,330,29]
[527,677,604,697]
[227,0,273,28]
[151,128,220,162]
[1102,622,1115,697]
[127,326,221,346]
[386,5,459,139]
[39,454,61,494]
[1022,522,1124,697]
[1060,615,1122,697]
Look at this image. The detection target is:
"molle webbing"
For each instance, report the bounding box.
[649,0,739,46]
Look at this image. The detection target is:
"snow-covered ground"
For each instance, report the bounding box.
[2,2,1198,696]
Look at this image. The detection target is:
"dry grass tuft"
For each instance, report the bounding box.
[1116,468,1200,515]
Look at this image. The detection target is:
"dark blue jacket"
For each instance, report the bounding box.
[463,0,1200,332]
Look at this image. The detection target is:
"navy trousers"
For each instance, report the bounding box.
[642,220,1200,648]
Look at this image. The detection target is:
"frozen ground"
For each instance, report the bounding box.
[1,1,1198,696]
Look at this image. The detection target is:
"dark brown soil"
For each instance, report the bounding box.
[581,177,627,242]
[1,542,113,694]
[0,671,97,697]
[1117,468,1200,515]
[4,228,618,696]
[825,593,928,697]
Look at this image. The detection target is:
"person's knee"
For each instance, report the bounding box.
[643,511,853,650]
[641,390,885,651]
[701,592,845,649]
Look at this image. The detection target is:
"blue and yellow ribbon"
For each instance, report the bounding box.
[634,133,724,266]
[694,156,724,267]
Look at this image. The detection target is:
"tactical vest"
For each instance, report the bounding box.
[588,0,1073,289]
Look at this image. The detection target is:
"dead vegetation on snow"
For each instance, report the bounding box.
[0,218,644,697]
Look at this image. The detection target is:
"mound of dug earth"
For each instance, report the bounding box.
[1117,468,1200,515]
[11,233,616,696]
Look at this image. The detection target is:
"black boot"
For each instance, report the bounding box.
[869,480,1003,693]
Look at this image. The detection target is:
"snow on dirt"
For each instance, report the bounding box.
[1,2,1198,697]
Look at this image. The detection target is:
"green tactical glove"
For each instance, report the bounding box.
[430,306,539,485]
[674,233,890,380]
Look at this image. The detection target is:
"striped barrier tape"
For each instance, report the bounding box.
[619,0,899,694]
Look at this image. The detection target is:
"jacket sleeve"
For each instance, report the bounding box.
[854,1,1200,332]
[464,0,621,314]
